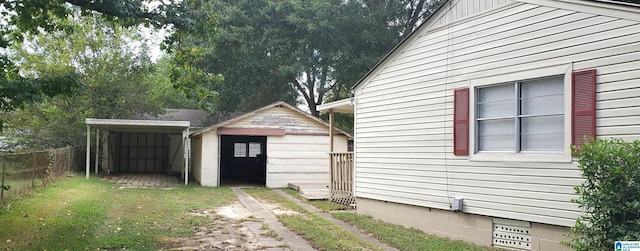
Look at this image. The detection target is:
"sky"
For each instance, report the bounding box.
[139,25,168,62]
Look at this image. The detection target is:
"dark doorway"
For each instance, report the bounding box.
[114,132,169,173]
[220,135,267,186]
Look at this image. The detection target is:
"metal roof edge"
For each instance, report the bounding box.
[85,118,190,127]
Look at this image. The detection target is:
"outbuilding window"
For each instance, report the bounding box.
[234,143,247,157]
[475,75,564,153]
[234,142,262,158]
[248,142,262,157]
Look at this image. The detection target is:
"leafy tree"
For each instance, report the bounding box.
[147,56,199,110]
[0,0,215,127]
[171,0,444,116]
[169,0,299,113]
[1,14,168,149]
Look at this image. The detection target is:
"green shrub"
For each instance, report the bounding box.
[568,138,640,251]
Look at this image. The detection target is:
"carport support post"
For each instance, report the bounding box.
[183,129,189,185]
[86,126,90,179]
[95,129,100,174]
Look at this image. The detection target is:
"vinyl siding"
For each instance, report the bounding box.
[430,0,512,28]
[353,1,640,227]
[266,135,348,188]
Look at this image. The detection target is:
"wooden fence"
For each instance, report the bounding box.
[329,152,355,206]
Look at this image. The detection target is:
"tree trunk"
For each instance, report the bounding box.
[309,102,319,117]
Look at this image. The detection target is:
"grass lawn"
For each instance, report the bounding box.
[332,213,497,251]
[0,176,236,250]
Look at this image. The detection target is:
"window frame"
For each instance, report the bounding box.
[468,65,573,163]
[476,77,565,153]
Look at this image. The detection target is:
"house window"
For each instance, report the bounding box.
[233,143,247,157]
[476,76,564,153]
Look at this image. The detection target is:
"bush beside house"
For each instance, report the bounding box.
[569,138,640,251]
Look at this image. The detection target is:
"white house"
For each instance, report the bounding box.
[190,101,350,188]
[320,0,640,250]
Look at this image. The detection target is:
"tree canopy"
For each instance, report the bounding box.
[0,0,446,146]
[1,12,193,149]
[171,0,444,116]
[0,0,213,128]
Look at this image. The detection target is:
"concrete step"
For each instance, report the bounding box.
[288,183,329,200]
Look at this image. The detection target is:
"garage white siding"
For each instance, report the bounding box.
[267,135,348,188]
[353,1,640,227]
[198,130,219,187]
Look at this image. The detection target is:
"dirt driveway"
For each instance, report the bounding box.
[162,188,396,251]
[101,174,394,251]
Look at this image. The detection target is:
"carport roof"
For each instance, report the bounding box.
[85,118,190,133]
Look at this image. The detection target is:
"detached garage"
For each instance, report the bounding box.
[191,101,351,187]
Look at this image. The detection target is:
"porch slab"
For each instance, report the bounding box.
[101,173,181,188]
[288,183,329,200]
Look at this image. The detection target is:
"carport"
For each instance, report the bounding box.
[85,118,191,184]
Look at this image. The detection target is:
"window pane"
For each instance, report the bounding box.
[234,143,247,157]
[477,84,515,118]
[248,142,261,157]
[521,115,564,152]
[478,119,515,151]
[520,76,564,115]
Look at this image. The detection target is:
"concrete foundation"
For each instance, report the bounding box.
[356,197,573,251]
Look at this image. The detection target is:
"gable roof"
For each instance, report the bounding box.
[351,0,640,91]
[191,101,351,137]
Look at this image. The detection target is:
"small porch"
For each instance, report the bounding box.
[318,98,355,206]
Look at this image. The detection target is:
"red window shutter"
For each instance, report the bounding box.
[453,88,469,155]
[572,69,596,148]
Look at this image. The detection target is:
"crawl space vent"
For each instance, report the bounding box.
[492,218,532,250]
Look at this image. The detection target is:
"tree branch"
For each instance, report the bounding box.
[402,0,426,39]
[64,0,158,21]
[291,78,312,105]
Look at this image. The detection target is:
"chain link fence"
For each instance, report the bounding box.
[1,147,78,202]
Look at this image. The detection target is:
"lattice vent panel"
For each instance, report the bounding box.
[330,190,356,207]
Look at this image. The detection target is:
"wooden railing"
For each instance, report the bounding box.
[329,152,355,206]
